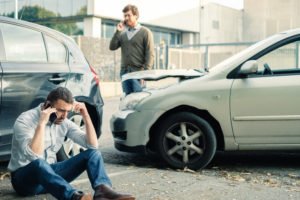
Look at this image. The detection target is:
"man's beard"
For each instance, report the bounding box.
[54,118,64,125]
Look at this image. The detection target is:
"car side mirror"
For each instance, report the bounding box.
[238,60,258,77]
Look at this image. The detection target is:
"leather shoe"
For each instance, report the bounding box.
[72,191,92,200]
[94,184,135,200]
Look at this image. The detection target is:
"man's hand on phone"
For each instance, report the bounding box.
[40,106,57,125]
[117,21,125,32]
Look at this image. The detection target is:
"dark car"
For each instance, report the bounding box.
[0,16,103,161]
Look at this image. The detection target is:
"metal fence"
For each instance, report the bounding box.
[156,42,255,71]
[76,36,255,82]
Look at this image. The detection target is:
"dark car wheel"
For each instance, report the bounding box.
[56,113,86,161]
[156,112,216,170]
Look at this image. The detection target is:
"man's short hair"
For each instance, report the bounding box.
[46,87,74,104]
[123,4,139,19]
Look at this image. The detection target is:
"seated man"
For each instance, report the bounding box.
[8,87,135,200]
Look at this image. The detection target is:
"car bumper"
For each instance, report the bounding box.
[110,109,162,153]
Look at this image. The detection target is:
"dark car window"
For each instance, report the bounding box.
[0,23,47,62]
[44,35,67,63]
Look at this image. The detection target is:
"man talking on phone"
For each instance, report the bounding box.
[109,4,154,96]
[8,87,135,200]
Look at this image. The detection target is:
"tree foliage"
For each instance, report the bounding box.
[5,5,84,35]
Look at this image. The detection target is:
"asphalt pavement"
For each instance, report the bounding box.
[1,96,300,200]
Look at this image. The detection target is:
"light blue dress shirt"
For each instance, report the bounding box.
[8,104,97,172]
[126,23,141,40]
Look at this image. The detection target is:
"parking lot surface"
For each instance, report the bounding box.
[0,96,299,200]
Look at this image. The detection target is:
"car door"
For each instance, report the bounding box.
[230,39,300,147]
[0,22,69,156]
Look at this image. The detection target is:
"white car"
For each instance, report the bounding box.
[110,29,300,170]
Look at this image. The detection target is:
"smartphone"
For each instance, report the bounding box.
[43,101,57,123]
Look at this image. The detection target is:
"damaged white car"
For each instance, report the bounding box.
[110,29,300,170]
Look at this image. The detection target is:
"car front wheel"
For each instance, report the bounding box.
[156,112,216,170]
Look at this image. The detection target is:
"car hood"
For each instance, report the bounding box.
[121,69,205,81]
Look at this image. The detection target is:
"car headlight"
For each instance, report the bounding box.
[119,92,151,110]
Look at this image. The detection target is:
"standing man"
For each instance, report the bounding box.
[8,87,135,200]
[109,4,154,96]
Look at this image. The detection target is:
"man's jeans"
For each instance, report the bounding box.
[122,79,142,95]
[121,68,143,95]
[10,149,111,200]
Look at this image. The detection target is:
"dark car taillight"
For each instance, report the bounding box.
[89,66,100,86]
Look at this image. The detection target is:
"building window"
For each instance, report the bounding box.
[0,0,14,16]
[152,30,181,45]
[100,20,182,45]
[101,23,116,39]
[0,0,87,19]
[38,21,83,36]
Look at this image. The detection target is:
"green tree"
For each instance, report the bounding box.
[6,5,81,35]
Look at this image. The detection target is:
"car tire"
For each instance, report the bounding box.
[56,113,86,161]
[156,112,216,170]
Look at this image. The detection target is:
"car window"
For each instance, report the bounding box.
[257,40,300,73]
[0,23,47,62]
[44,35,67,63]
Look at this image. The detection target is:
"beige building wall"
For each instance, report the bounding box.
[149,3,243,44]
[243,0,300,42]
[149,7,200,33]
[200,3,243,43]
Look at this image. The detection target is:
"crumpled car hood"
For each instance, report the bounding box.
[121,69,205,81]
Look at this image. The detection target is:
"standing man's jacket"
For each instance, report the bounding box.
[109,26,154,72]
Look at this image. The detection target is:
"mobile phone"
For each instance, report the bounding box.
[43,101,57,123]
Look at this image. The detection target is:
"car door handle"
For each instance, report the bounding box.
[48,77,66,84]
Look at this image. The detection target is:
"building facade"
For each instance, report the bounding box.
[2,1,300,71]
[0,0,195,46]
[2,1,300,45]
[243,0,300,42]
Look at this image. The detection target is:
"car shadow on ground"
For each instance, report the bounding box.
[101,147,300,172]
[1,150,299,172]
[209,151,300,170]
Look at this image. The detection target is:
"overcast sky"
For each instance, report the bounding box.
[98,0,243,22]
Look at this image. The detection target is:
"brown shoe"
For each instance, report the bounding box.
[72,191,92,200]
[93,184,135,200]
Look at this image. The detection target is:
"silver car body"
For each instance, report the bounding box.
[110,29,300,168]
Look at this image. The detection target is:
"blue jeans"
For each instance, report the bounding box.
[120,68,143,95]
[122,79,142,95]
[10,149,112,200]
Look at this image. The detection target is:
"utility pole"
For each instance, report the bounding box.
[15,0,18,19]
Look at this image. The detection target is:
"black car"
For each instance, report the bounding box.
[0,16,103,161]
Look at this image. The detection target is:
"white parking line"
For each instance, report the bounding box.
[72,169,140,186]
